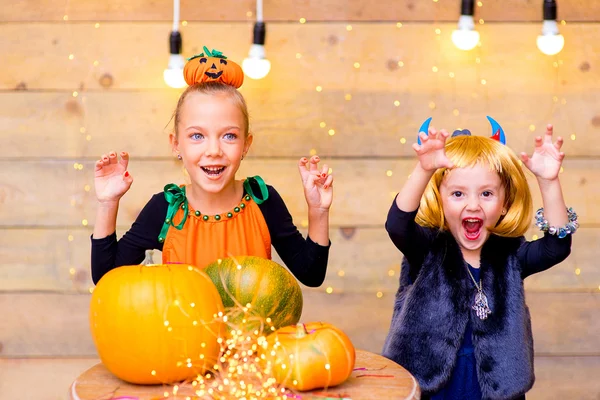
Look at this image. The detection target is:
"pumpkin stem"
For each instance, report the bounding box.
[295,323,308,338]
[203,46,227,59]
[186,46,228,62]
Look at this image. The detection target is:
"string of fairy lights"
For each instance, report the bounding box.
[61,5,106,294]
[287,0,590,297]
[56,1,596,296]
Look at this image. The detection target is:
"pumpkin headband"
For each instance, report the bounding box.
[417,116,506,145]
[183,46,244,88]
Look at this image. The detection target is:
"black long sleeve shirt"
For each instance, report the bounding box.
[91,184,330,287]
[385,200,572,279]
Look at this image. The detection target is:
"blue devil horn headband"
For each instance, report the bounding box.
[417,116,506,145]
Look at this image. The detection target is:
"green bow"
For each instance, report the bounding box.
[187,46,228,61]
[158,184,189,243]
[243,176,269,205]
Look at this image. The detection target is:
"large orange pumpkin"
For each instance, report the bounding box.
[204,256,303,331]
[265,322,356,391]
[89,264,224,384]
[184,46,244,88]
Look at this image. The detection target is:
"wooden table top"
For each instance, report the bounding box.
[69,349,420,400]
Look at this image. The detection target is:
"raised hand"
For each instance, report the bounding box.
[413,127,454,171]
[297,155,333,211]
[94,151,133,203]
[520,124,564,181]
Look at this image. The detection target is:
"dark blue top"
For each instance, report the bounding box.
[430,264,482,400]
[386,202,569,400]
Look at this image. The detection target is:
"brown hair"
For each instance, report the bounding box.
[172,82,250,138]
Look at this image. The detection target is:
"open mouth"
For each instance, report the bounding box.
[205,71,223,79]
[462,218,483,240]
[201,166,226,177]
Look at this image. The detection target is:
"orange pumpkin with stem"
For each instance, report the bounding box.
[265,322,356,391]
[89,263,225,384]
[183,46,244,88]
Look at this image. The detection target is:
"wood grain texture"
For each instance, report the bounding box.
[1,0,599,22]
[0,226,597,293]
[0,23,598,92]
[67,351,420,400]
[1,89,599,159]
[0,159,596,228]
[0,358,99,400]
[1,291,598,357]
[2,356,598,400]
[529,356,600,400]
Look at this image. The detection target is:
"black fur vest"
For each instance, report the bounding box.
[382,231,534,400]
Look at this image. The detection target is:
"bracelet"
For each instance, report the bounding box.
[535,207,579,238]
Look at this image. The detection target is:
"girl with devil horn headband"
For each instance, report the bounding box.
[382,118,577,399]
[91,47,333,287]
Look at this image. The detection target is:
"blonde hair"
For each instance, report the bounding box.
[172,82,250,138]
[416,135,532,237]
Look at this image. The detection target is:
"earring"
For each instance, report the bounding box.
[177,154,182,160]
[502,208,507,215]
[241,154,245,161]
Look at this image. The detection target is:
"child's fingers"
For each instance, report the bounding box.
[123,170,133,183]
[108,151,118,164]
[418,131,429,144]
[412,143,422,153]
[95,159,104,172]
[320,164,329,179]
[309,155,320,173]
[303,172,320,189]
[119,151,129,168]
[101,155,113,167]
[323,174,333,189]
[297,157,310,179]
[554,137,564,150]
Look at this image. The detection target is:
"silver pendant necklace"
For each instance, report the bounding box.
[466,265,492,320]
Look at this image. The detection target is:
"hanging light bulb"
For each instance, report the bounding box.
[451,0,480,51]
[163,0,186,88]
[163,33,186,88]
[537,0,564,56]
[242,0,271,80]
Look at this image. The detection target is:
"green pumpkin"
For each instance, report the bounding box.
[204,256,303,331]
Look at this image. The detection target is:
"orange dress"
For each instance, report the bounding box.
[157,178,272,269]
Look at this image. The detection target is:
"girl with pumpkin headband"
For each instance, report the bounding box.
[382,117,577,400]
[91,47,333,288]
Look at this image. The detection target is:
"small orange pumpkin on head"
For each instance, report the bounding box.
[184,46,244,88]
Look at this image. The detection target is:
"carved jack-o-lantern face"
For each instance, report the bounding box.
[199,57,228,79]
[183,47,244,88]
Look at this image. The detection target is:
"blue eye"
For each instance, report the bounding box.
[191,133,203,140]
[224,133,237,140]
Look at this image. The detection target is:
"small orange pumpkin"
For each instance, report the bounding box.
[184,46,244,88]
[89,263,225,384]
[266,322,356,391]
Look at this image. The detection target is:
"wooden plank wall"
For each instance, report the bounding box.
[1,1,600,399]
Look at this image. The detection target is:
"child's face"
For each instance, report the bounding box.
[172,92,252,194]
[439,163,506,257]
